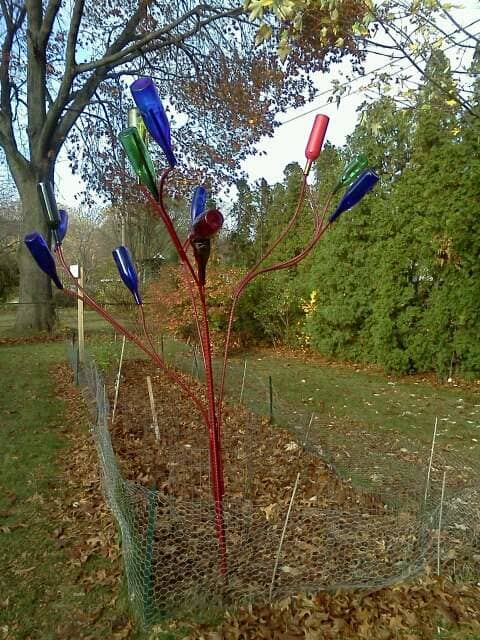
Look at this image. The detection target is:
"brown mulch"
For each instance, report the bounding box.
[0,332,67,346]
[109,359,383,512]
[49,360,480,640]
[52,362,121,575]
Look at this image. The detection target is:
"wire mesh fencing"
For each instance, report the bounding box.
[68,343,480,628]
[158,337,479,509]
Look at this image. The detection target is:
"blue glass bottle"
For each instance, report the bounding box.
[56,209,68,245]
[190,185,207,222]
[112,246,142,305]
[24,232,63,289]
[130,77,177,167]
[329,169,379,222]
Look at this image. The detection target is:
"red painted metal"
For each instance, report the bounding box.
[217,173,308,425]
[57,221,229,576]
[55,127,341,585]
[217,187,335,428]
[56,249,210,422]
[141,177,228,576]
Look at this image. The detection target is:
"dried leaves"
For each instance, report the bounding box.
[52,364,121,574]
[106,359,383,515]
[47,359,480,639]
[48,364,129,637]
[189,579,480,640]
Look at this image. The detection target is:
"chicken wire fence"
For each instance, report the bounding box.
[157,337,480,512]
[68,343,480,628]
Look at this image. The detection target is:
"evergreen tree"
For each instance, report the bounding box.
[227,49,480,376]
[305,105,402,362]
[228,179,259,267]
[415,49,480,376]
[253,178,273,260]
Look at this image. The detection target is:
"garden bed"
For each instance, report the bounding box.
[97,360,434,617]
[108,360,387,512]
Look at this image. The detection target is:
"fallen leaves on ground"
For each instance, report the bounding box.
[47,359,480,640]
[53,363,120,573]
[186,578,480,640]
[49,363,132,639]
[0,332,67,346]
[109,360,383,513]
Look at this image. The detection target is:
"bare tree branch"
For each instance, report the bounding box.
[371,9,479,118]
[0,4,28,180]
[38,0,148,158]
[46,3,244,156]
[74,4,242,74]
[37,0,86,156]
[439,5,480,45]
[0,0,13,27]
[39,0,62,49]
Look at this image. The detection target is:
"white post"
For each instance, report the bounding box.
[424,416,438,504]
[112,336,126,425]
[269,472,300,603]
[147,376,160,441]
[75,265,85,364]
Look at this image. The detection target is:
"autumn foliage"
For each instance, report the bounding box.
[145,265,248,351]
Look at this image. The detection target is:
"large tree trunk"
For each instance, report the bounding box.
[14,173,56,333]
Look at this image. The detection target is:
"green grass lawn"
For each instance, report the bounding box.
[0,308,16,336]
[0,342,140,639]
[1,319,479,638]
[5,303,475,460]
[2,304,480,459]
[59,307,134,334]
[77,329,479,512]
[234,352,480,446]
[0,307,129,338]
[149,339,480,456]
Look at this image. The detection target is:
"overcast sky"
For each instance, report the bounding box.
[55,1,479,207]
[55,62,369,207]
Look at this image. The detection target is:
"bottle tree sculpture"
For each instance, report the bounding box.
[25,77,379,578]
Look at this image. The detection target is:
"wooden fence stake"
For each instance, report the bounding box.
[147,375,160,441]
[111,336,126,425]
[239,359,247,403]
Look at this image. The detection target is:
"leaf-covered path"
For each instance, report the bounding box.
[1,342,479,640]
[0,343,132,639]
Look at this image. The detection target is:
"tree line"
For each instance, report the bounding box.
[2,0,477,332]
[225,50,480,378]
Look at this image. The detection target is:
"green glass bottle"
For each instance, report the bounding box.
[128,107,148,146]
[119,127,158,199]
[37,181,60,230]
[333,154,368,194]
